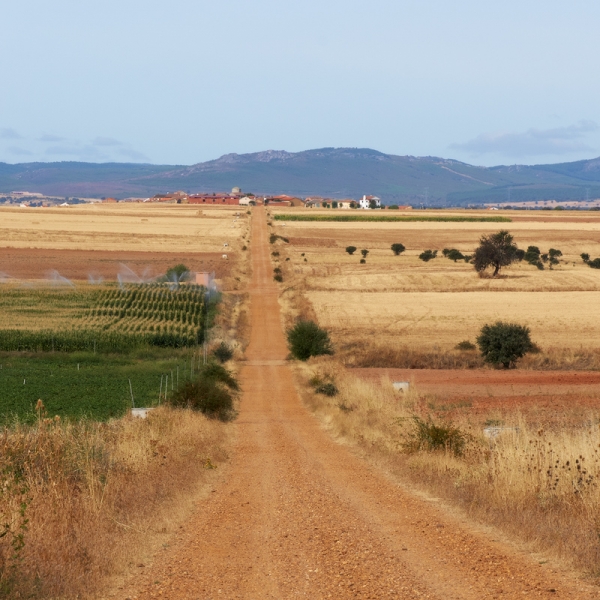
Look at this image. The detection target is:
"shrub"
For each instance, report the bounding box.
[361,249,369,258]
[169,364,238,421]
[345,246,357,255]
[212,341,233,363]
[273,267,282,274]
[391,243,406,256]
[388,205,399,209]
[315,382,338,396]
[271,251,280,256]
[401,416,468,456]
[455,340,476,351]
[287,320,333,361]
[476,321,534,368]
[165,263,190,282]
[359,258,366,264]
[589,258,600,269]
[514,248,525,261]
[274,273,283,282]
[581,252,590,263]
[473,230,518,276]
[419,249,437,262]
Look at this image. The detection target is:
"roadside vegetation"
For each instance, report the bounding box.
[0,404,230,598]
[0,267,243,597]
[297,362,600,576]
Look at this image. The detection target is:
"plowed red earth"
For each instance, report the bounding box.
[355,369,600,426]
[118,208,598,599]
[0,248,232,281]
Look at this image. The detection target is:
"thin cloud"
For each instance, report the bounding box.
[39,134,65,142]
[0,128,22,140]
[7,146,33,156]
[45,144,107,160]
[450,120,599,158]
[92,136,122,147]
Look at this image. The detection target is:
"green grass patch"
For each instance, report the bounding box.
[273,214,511,223]
[0,349,198,424]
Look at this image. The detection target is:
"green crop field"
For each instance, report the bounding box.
[0,281,221,422]
[273,214,512,223]
[0,349,201,424]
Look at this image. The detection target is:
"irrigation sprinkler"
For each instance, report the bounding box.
[177,366,179,388]
[171,370,174,391]
[165,375,168,402]
[159,374,163,403]
[129,379,135,408]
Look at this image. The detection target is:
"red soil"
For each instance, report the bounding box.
[0,247,233,281]
[354,368,600,425]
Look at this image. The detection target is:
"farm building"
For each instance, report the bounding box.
[359,195,381,209]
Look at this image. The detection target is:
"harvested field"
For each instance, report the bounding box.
[269,208,600,353]
[308,289,600,349]
[0,204,247,253]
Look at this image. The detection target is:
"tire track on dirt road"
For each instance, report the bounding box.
[120,207,597,599]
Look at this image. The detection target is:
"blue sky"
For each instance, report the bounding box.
[1,0,599,166]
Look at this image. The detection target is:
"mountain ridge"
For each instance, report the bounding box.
[2,147,600,205]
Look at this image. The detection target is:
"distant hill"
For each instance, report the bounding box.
[2,148,600,205]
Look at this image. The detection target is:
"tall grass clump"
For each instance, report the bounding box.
[0,404,229,598]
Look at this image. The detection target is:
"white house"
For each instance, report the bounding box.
[358,195,381,209]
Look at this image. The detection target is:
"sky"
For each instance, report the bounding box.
[2,0,600,167]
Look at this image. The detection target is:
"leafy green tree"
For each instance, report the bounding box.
[345,246,357,255]
[286,320,333,361]
[581,252,590,263]
[473,230,518,276]
[391,243,406,256]
[361,249,369,258]
[476,321,534,368]
[166,264,190,281]
[446,249,464,262]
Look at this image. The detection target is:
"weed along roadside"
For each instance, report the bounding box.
[0,267,244,598]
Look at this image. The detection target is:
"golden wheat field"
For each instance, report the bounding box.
[270,208,600,350]
[0,203,248,252]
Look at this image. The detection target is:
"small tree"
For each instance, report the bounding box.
[446,249,464,262]
[361,249,369,258]
[473,230,518,277]
[332,201,338,208]
[581,252,590,263]
[287,320,333,361]
[476,321,533,368]
[345,246,357,255]
[391,243,406,256]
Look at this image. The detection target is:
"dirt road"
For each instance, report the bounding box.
[122,208,597,599]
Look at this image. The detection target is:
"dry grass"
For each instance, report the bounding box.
[297,361,600,575]
[0,405,230,598]
[0,204,248,253]
[336,337,600,370]
[307,289,600,351]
